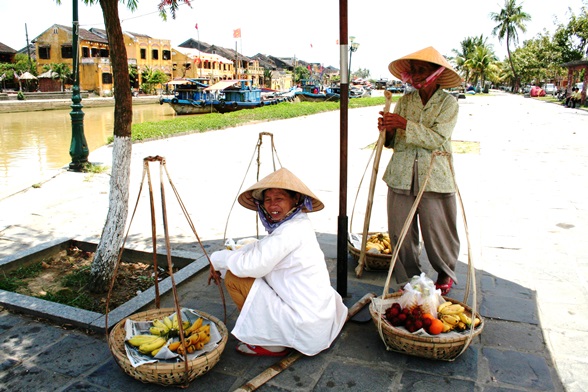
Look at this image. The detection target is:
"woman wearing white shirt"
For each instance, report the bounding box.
[210,168,348,357]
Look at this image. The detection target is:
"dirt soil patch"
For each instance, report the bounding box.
[12,246,170,314]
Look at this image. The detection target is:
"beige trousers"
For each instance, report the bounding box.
[224,270,255,311]
[387,187,460,285]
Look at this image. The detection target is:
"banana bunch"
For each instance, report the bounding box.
[149,314,191,338]
[437,301,481,332]
[168,322,211,355]
[365,232,392,254]
[127,334,167,356]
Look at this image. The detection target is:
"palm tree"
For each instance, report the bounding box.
[465,45,498,91]
[490,0,531,92]
[453,35,487,85]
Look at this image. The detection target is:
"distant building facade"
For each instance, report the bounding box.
[26,25,337,95]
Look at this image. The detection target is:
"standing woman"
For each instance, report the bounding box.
[210,168,347,357]
[377,46,463,295]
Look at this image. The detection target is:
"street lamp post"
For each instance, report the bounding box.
[69,0,89,171]
[348,36,360,81]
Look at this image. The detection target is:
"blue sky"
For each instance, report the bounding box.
[1,0,586,80]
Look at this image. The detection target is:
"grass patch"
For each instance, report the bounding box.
[106,96,391,144]
[0,262,44,292]
[82,163,109,174]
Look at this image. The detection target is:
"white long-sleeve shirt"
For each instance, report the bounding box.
[210,212,348,356]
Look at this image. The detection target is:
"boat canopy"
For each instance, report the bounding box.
[167,78,208,88]
[205,80,248,91]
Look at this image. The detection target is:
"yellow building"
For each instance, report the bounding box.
[123,31,173,90]
[171,47,234,82]
[33,24,112,95]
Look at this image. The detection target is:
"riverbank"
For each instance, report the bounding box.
[1,91,586,391]
[0,94,160,113]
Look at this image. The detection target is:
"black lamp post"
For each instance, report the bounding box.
[69,0,89,171]
[348,36,360,80]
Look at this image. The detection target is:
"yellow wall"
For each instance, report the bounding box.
[34,25,281,95]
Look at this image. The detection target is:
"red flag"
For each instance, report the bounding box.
[195,23,198,30]
[233,28,241,38]
[310,43,313,48]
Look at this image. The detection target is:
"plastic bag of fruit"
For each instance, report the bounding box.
[397,273,444,318]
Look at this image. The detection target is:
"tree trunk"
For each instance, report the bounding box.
[506,30,518,93]
[89,0,133,293]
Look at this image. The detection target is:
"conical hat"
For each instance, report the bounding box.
[388,46,462,88]
[238,168,324,212]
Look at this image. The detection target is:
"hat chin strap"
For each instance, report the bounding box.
[400,66,445,89]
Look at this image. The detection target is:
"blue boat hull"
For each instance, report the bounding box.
[160,97,218,115]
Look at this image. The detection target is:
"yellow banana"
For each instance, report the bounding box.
[194,341,205,350]
[437,301,453,313]
[441,320,454,332]
[172,314,179,330]
[149,326,167,336]
[127,334,160,347]
[188,344,199,353]
[473,317,481,327]
[162,316,173,330]
[182,320,191,330]
[153,319,170,334]
[455,321,467,332]
[196,330,210,344]
[138,337,166,354]
[187,333,201,346]
[459,313,472,326]
[184,317,203,335]
[168,341,181,352]
[194,323,210,335]
[151,346,163,357]
[441,314,460,326]
[366,242,384,252]
[440,304,465,315]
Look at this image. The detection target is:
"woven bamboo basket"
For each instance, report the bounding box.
[368,151,483,361]
[370,292,484,361]
[347,233,392,271]
[108,308,228,386]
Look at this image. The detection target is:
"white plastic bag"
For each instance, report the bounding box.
[397,273,444,317]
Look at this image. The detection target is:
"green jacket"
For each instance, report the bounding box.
[382,89,458,193]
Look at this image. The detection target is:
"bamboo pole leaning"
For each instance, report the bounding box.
[355,90,393,277]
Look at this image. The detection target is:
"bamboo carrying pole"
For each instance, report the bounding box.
[232,292,376,392]
[354,90,393,277]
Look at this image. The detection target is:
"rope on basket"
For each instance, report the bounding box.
[373,151,479,359]
[223,132,282,242]
[355,90,393,277]
[104,156,227,352]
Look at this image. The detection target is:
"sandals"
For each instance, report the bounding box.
[235,342,290,357]
[435,278,454,296]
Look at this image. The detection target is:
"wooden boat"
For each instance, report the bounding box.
[294,79,340,102]
[208,80,266,114]
[159,78,218,115]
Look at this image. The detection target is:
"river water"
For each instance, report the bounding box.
[0,103,177,197]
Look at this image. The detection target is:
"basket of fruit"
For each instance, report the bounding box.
[348,231,393,270]
[108,307,228,386]
[369,292,483,361]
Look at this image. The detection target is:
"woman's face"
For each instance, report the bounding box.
[263,188,298,222]
[409,60,439,85]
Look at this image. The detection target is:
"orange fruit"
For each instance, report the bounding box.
[428,318,444,335]
[422,313,435,321]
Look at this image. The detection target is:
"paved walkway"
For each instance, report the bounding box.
[1,91,587,391]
